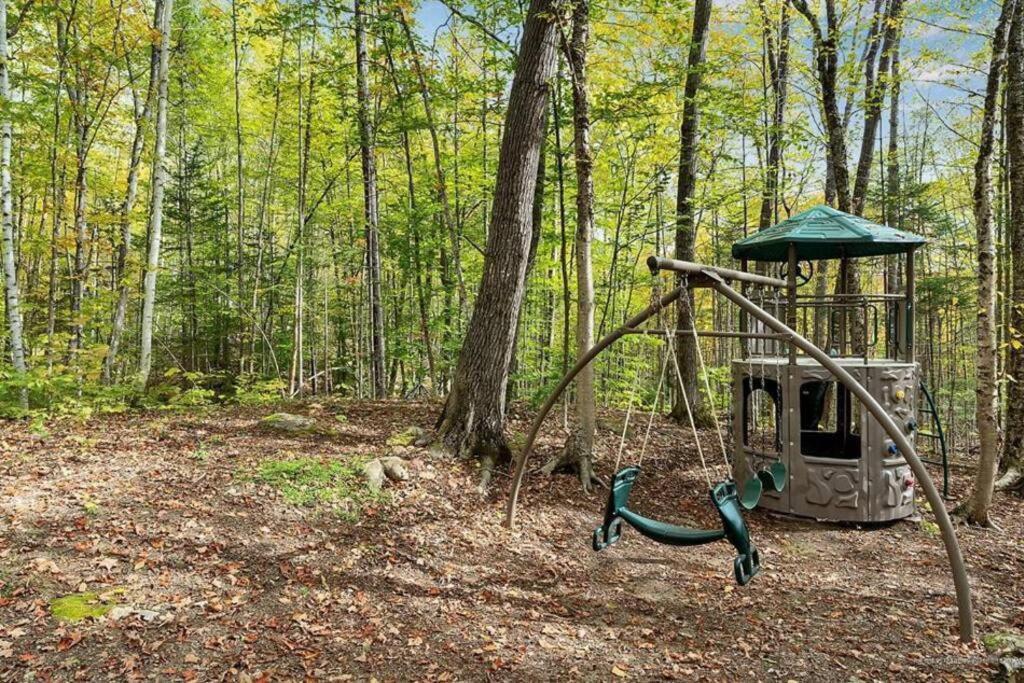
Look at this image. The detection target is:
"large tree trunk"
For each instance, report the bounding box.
[104,0,161,382]
[964,0,1018,523]
[354,0,386,399]
[670,0,714,428]
[998,2,1024,494]
[0,0,27,401]
[137,0,173,391]
[547,0,598,490]
[437,0,558,466]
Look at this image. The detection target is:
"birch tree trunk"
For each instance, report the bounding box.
[354,0,386,399]
[671,0,713,428]
[137,0,173,391]
[757,0,790,230]
[965,0,1019,521]
[0,0,27,398]
[438,0,558,466]
[104,0,161,382]
[997,1,1024,494]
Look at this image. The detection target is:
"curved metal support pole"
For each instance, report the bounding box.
[711,275,974,643]
[503,286,684,528]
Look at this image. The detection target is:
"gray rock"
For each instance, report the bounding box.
[260,413,316,434]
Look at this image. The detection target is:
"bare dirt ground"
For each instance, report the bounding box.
[1,400,1022,681]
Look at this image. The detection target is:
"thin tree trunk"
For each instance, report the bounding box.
[137,0,173,391]
[851,0,904,216]
[438,0,558,466]
[551,0,598,490]
[104,0,161,382]
[671,0,713,427]
[884,34,901,294]
[354,0,385,398]
[396,8,466,319]
[0,0,27,400]
[231,0,246,373]
[793,0,851,212]
[757,0,789,230]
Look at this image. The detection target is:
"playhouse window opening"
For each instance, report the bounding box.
[800,380,861,459]
[742,377,782,454]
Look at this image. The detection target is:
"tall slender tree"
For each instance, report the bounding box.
[105,0,161,382]
[354,0,385,399]
[137,0,174,390]
[545,0,597,490]
[758,0,790,229]
[0,0,27,401]
[998,1,1024,494]
[964,0,1019,523]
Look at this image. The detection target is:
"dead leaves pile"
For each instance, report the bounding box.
[0,400,1021,680]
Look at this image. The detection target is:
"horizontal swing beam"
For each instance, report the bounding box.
[622,329,787,340]
[647,256,788,289]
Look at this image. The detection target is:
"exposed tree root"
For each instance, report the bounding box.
[540,430,603,493]
[995,466,1024,493]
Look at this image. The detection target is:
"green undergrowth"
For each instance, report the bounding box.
[253,456,384,520]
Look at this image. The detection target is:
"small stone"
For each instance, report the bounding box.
[380,457,409,482]
[362,459,386,492]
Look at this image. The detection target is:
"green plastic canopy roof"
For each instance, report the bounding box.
[731,205,926,262]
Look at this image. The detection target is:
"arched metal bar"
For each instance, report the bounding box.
[709,273,974,642]
[503,286,684,526]
[502,263,974,643]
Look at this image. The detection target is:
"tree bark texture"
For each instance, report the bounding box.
[438,0,559,460]
[671,0,713,427]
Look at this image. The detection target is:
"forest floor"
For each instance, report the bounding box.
[1,400,1023,681]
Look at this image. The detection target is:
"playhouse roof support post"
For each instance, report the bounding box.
[710,274,975,643]
[787,244,797,365]
[906,248,916,364]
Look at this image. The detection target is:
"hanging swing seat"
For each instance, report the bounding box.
[592,466,761,585]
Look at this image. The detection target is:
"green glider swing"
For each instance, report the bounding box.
[591,278,785,586]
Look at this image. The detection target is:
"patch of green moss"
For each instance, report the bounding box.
[50,592,118,622]
[386,426,424,447]
[254,457,383,519]
[982,631,1024,653]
